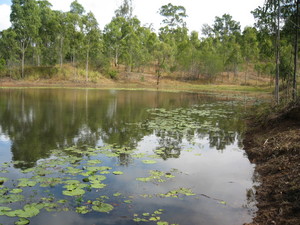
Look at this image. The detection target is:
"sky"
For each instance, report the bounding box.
[0,0,266,33]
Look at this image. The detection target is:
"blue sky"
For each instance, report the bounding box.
[0,0,266,32]
[0,0,11,5]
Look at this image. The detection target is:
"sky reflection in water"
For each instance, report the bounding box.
[0,89,256,225]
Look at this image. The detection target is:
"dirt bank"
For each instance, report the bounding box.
[243,102,300,225]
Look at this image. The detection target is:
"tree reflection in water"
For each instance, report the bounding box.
[0,88,247,168]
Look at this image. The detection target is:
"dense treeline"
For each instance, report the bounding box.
[0,0,299,97]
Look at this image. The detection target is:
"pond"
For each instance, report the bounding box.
[0,88,256,225]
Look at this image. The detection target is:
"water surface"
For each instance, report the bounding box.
[0,89,256,225]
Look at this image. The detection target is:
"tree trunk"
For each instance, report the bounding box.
[293,0,299,100]
[245,61,249,84]
[275,0,280,104]
[157,73,161,85]
[115,48,119,67]
[21,45,25,79]
[73,50,77,79]
[86,49,89,82]
[60,37,64,69]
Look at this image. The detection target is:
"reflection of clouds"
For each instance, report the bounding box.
[33,211,131,225]
[0,89,256,225]
[111,135,255,225]
[0,134,10,142]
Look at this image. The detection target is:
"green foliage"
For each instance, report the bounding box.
[0,0,297,88]
[0,59,6,71]
[106,69,118,79]
[159,3,187,29]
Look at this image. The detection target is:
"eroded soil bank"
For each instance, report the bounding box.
[243,102,300,225]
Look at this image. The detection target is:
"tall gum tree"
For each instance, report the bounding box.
[82,12,101,82]
[10,0,41,78]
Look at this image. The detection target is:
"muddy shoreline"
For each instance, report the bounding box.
[243,103,300,225]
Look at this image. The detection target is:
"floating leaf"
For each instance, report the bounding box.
[0,206,11,216]
[86,160,102,165]
[142,160,157,164]
[149,216,160,221]
[0,194,24,204]
[100,171,110,174]
[65,167,82,175]
[17,178,37,187]
[10,189,23,194]
[124,200,132,204]
[112,171,123,175]
[90,183,106,189]
[82,178,90,182]
[89,175,106,182]
[63,188,85,196]
[92,202,114,213]
[157,222,169,225]
[15,218,30,225]
[0,177,8,185]
[76,206,90,214]
[113,192,122,197]
[136,177,151,182]
[9,204,41,218]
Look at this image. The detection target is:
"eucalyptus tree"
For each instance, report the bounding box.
[212,14,241,38]
[36,0,56,66]
[10,0,41,78]
[153,41,174,85]
[159,3,187,29]
[104,0,144,72]
[103,16,128,68]
[242,27,259,83]
[53,10,68,68]
[253,0,298,102]
[158,3,188,75]
[68,0,85,73]
[115,0,132,19]
[210,14,241,74]
[198,37,224,80]
[176,31,202,79]
[82,12,101,81]
[293,0,299,100]
[0,28,18,76]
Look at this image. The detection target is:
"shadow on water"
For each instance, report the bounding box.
[0,88,257,225]
[0,89,245,167]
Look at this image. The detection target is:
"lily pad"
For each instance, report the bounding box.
[142,160,157,164]
[112,171,123,175]
[17,178,37,187]
[92,202,114,213]
[10,189,23,194]
[15,218,30,225]
[63,188,85,196]
[124,200,132,204]
[90,183,106,189]
[157,222,169,225]
[0,206,11,216]
[86,160,102,165]
[8,204,41,218]
[113,192,122,197]
[76,206,90,214]
[0,177,8,185]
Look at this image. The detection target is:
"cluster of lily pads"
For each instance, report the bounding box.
[136,104,237,136]
[0,144,199,225]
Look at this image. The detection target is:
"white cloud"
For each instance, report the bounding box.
[51,0,265,32]
[1,0,265,32]
[0,4,11,31]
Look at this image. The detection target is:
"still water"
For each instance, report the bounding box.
[0,89,256,225]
